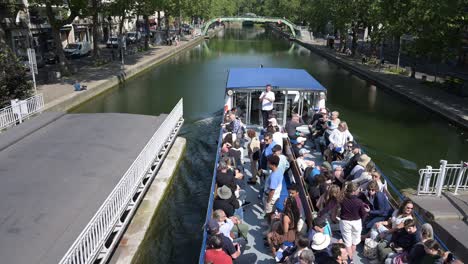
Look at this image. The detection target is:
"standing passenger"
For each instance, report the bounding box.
[263,155,283,222]
[247,129,260,185]
[339,182,368,263]
[259,84,275,128]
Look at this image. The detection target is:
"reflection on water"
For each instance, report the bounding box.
[368,84,377,110]
[72,27,468,263]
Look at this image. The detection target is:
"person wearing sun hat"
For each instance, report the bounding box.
[292,137,307,157]
[311,232,332,263]
[348,154,371,181]
[213,185,240,218]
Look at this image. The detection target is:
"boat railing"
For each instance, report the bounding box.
[283,138,316,227]
[417,160,468,196]
[0,93,44,131]
[198,120,225,264]
[358,145,452,253]
[59,99,184,264]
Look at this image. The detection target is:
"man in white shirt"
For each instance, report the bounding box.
[259,84,275,128]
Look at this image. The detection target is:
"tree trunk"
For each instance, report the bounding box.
[157,11,161,30]
[91,0,100,59]
[351,26,358,56]
[51,24,70,75]
[144,14,149,50]
[45,1,70,75]
[0,24,7,45]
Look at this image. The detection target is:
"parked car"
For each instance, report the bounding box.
[126,32,141,44]
[64,42,91,58]
[107,36,118,48]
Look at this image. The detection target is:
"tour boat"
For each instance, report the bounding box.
[198,68,443,264]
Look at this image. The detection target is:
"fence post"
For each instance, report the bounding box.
[436,160,448,197]
[453,161,467,195]
[419,166,432,195]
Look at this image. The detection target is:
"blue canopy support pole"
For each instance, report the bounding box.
[283,91,288,127]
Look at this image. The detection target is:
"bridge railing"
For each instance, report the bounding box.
[59,99,184,264]
[417,160,468,196]
[0,93,44,131]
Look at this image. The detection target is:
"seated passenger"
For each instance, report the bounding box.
[419,239,447,264]
[377,219,418,263]
[359,181,392,231]
[205,234,233,264]
[342,145,362,178]
[285,236,314,264]
[227,140,243,172]
[325,121,353,162]
[347,154,371,181]
[310,233,332,263]
[407,223,434,264]
[207,219,241,261]
[213,185,240,218]
[351,160,375,187]
[266,196,300,256]
[331,141,355,169]
[216,161,237,193]
[285,113,305,142]
[293,137,308,158]
[323,243,348,264]
[323,111,341,146]
[356,170,385,192]
[369,199,414,241]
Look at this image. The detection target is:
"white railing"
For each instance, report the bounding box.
[0,93,44,131]
[417,160,468,196]
[59,99,184,264]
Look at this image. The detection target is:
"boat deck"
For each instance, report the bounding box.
[236,130,369,263]
[0,112,168,264]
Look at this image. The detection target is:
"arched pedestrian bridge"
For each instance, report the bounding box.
[202,16,303,38]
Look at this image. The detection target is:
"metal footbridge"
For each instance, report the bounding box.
[0,99,184,264]
[202,16,308,38]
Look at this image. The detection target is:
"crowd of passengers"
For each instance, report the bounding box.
[204,103,458,264]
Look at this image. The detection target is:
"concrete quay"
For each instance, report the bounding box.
[295,38,468,130]
[38,27,222,113]
[409,192,468,261]
[109,136,186,264]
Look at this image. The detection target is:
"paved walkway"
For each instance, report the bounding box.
[37,34,206,112]
[297,38,468,130]
[409,192,468,261]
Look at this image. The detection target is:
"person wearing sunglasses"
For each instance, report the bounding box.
[369,199,415,242]
[359,181,392,232]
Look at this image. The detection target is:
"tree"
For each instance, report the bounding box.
[89,0,101,59]
[0,42,33,108]
[31,0,87,75]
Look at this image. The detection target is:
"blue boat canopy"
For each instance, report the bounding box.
[226,68,326,91]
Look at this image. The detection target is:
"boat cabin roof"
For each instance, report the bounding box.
[226,68,327,92]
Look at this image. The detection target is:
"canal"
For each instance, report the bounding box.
[72,27,468,263]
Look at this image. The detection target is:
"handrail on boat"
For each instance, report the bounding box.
[357,143,451,253]
[198,124,224,264]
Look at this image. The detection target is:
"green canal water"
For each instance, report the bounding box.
[72,27,468,263]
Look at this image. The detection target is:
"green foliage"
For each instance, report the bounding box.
[385,67,409,75]
[0,43,33,108]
